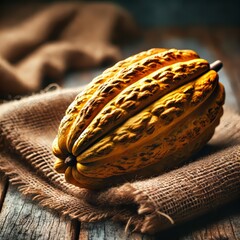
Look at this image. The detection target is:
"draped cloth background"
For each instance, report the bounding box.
[0,88,239,234]
[0,2,138,97]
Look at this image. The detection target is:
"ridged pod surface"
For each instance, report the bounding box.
[53,48,225,190]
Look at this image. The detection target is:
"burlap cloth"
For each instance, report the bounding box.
[0,2,137,97]
[0,87,239,234]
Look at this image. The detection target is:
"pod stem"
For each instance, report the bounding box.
[210,60,223,72]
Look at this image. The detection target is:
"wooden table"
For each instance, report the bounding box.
[0,28,240,240]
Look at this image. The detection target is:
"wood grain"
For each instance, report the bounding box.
[0,185,80,240]
[183,202,240,240]
[79,200,240,240]
[79,221,156,240]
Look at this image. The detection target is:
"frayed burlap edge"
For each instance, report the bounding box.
[0,152,114,222]
[115,183,175,233]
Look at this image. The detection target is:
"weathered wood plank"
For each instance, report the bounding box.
[178,200,240,240]
[79,221,156,240]
[79,221,124,240]
[0,184,79,240]
[230,213,240,240]
[79,201,240,240]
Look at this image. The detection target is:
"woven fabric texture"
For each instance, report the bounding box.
[0,88,239,234]
[0,2,137,97]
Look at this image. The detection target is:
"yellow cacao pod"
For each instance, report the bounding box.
[53,48,225,190]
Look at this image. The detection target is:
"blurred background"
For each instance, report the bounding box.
[1,0,240,27]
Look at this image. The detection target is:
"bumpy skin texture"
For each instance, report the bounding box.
[53,48,225,190]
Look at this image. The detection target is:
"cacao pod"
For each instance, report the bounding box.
[53,48,225,190]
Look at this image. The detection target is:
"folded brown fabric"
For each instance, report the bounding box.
[0,2,138,97]
[0,88,239,234]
